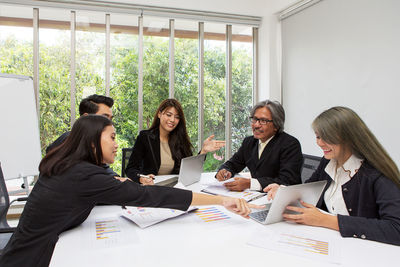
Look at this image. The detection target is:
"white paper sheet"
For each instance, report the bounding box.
[121,207,194,228]
[247,227,341,265]
[78,213,139,250]
[201,183,265,202]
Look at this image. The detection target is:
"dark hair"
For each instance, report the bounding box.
[149,99,193,161]
[250,100,285,133]
[39,115,113,176]
[312,106,400,187]
[79,94,114,116]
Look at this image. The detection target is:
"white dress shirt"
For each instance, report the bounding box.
[323,154,363,215]
[250,136,274,191]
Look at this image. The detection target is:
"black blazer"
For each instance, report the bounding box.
[307,158,400,246]
[218,132,303,189]
[0,162,192,267]
[125,128,181,183]
[46,131,70,153]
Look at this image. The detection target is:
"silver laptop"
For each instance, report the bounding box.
[155,153,206,187]
[249,180,327,225]
[178,153,206,186]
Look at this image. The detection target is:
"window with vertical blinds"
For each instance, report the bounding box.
[0,2,258,173]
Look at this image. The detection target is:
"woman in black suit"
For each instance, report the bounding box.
[264,106,400,245]
[0,115,260,267]
[126,98,225,184]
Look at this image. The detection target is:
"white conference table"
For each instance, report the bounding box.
[50,173,399,267]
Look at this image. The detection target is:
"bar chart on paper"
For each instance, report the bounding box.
[247,229,341,264]
[193,207,231,223]
[279,233,329,255]
[95,218,121,240]
[93,217,123,248]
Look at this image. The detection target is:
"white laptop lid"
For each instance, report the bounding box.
[260,180,327,225]
[178,153,206,186]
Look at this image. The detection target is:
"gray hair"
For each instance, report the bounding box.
[250,100,285,133]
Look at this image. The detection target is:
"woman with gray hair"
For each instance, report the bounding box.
[264,106,400,245]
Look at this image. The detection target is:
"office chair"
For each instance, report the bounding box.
[301,154,322,183]
[0,163,28,255]
[121,148,133,177]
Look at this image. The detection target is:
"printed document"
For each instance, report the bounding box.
[121,206,195,228]
[247,227,341,264]
[201,178,265,202]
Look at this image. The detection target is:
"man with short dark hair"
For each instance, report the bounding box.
[46,94,114,153]
[46,94,118,177]
[78,94,114,120]
[216,100,303,191]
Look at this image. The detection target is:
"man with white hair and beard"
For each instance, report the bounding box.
[215,100,303,191]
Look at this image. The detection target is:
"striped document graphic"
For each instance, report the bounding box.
[193,206,230,223]
[279,233,329,255]
[95,218,121,240]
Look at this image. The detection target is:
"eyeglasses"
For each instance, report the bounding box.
[249,116,273,125]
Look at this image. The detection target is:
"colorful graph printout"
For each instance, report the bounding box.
[247,229,341,264]
[279,233,329,255]
[95,218,121,240]
[87,214,138,249]
[194,207,230,223]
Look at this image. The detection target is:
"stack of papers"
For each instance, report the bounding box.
[121,206,195,228]
[201,178,266,202]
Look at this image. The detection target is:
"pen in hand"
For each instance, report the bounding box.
[223,170,231,181]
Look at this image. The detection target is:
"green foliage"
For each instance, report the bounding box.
[39,40,71,153]
[1,29,253,173]
[175,38,199,149]
[110,41,139,146]
[0,36,33,76]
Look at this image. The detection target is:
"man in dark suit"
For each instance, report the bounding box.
[216,100,303,191]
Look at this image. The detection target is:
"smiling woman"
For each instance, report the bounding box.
[264,106,400,246]
[125,98,225,185]
[0,114,262,267]
[100,125,119,165]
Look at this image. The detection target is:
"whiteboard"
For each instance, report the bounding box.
[0,73,42,180]
[281,0,400,165]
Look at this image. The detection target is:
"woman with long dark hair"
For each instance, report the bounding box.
[126,98,225,184]
[0,115,260,267]
[264,106,400,245]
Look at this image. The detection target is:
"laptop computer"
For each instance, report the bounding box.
[155,153,206,187]
[249,180,327,225]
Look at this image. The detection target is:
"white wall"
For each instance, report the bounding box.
[258,0,299,102]
[281,0,400,164]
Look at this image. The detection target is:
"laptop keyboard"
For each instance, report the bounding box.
[249,209,270,222]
